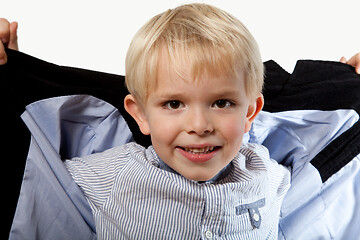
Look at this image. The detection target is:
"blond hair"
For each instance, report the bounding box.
[125,3,263,105]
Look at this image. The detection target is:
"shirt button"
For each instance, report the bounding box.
[204,230,213,239]
[253,213,260,222]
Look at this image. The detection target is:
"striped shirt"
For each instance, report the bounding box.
[65,142,290,239]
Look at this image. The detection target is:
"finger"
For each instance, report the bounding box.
[356,63,360,74]
[0,41,7,65]
[346,53,360,74]
[0,18,10,64]
[346,53,360,67]
[8,21,18,50]
[340,56,347,63]
[0,18,10,43]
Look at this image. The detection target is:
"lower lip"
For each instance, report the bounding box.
[176,147,220,163]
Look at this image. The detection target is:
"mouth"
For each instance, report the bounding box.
[176,145,221,163]
[180,146,219,154]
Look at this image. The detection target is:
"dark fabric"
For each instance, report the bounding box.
[2,48,360,236]
[263,59,360,112]
[263,60,360,182]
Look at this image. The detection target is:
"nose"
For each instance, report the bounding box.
[185,107,214,135]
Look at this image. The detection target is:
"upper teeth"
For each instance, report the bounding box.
[184,146,215,154]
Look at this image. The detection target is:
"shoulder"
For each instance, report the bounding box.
[239,143,273,172]
[66,141,144,162]
[64,142,149,207]
[64,142,147,178]
[240,143,287,172]
[239,143,291,197]
[240,143,271,161]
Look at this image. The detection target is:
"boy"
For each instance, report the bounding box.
[66,4,289,239]
[1,3,359,240]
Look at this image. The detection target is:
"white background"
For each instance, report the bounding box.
[1,0,359,74]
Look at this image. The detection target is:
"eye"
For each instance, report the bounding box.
[212,99,234,109]
[163,100,184,110]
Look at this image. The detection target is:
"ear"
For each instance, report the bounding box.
[124,94,151,135]
[244,93,264,133]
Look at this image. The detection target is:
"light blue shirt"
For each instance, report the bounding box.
[10,95,360,240]
[65,142,290,239]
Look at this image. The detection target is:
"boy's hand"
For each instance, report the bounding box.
[0,18,19,65]
[340,53,360,74]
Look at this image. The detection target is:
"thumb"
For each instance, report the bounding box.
[339,56,347,63]
[8,21,19,50]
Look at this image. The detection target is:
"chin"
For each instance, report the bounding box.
[182,171,217,182]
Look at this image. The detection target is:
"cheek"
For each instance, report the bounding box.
[148,114,179,146]
[220,115,246,146]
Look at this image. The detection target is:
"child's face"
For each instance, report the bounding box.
[125,59,263,181]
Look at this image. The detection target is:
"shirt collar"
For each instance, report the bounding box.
[157,157,233,184]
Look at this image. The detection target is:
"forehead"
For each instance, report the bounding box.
[151,53,246,98]
[161,47,243,80]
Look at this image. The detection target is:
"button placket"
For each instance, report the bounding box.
[204,230,213,239]
[200,183,226,240]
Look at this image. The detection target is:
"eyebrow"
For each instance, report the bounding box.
[157,93,186,100]
[157,89,242,100]
[211,90,242,98]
